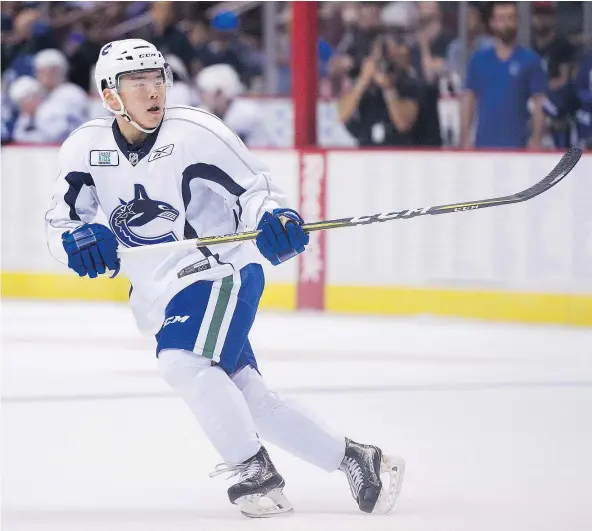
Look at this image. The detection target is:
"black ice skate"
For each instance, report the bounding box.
[339,437,405,514]
[210,446,293,518]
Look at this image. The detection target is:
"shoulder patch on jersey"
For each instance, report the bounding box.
[148,144,174,162]
[90,150,119,166]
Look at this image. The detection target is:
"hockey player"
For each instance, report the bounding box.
[7,76,46,144]
[33,49,89,138]
[9,50,89,143]
[45,39,404,518]
[196,63,272,148]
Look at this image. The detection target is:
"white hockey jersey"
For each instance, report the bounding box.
[13,82,89,143]
[45,105,288,335]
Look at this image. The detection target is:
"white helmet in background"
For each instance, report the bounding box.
[94,39,173,133]
[34,49,69,74]
[8,75,45,104]
[196,64,244,100]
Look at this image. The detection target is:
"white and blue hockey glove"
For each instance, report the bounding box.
[256,208,309,266]
[62,223,120,279]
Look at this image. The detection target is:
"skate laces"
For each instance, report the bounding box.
[209,458,262,481]
[340,456,364,497]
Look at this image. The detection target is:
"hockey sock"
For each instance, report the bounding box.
[158,348,260,465]
[232,365,345,472]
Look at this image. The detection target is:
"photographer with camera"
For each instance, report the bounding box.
[337,35,420,146]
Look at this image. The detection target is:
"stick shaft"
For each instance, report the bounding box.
[118,148,583,256]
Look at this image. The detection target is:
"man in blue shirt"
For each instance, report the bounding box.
[461,2,547,149]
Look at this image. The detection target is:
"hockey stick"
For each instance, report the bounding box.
[118,147,583,256]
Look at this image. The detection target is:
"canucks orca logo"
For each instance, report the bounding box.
[109,184,179,247]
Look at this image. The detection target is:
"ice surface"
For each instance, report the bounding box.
[2,300,592,531]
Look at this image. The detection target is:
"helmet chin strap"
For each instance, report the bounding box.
[103,91,160,134]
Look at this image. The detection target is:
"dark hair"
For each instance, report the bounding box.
[468,2,486,24]
[487,1,517,21]
[532,2,556,15]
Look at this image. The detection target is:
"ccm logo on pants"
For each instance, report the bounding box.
[163,315,190,328]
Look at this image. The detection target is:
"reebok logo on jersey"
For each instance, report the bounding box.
[90,150,119,166]
[162,315,190,328]
[148,144,174,162]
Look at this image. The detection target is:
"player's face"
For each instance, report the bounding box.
[118,69,166,128]
[532,13,554,35]
[19,94,43,115]
[36,66,62,91]
[200,90,228,117]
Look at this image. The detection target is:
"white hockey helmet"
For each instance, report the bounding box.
[94,39,173,133]
[8,75,44,104]
[196,64,244,99]
[34,49,69,74]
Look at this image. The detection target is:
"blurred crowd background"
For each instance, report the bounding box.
[2,0,592,149]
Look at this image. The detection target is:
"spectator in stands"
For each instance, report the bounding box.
[274,6,335,96]
[2,8,56,83]
[380,2,419,45]
[142,1,196,75]
[63,25,102,93]
[326,3,386,99]
[446,2,494,92]
[410,1,452,146]
[531,1,578,148]
[337,35,420,146]
[532,2,576,92]
[461,2,547,149]
[335,2,383,68]
[574,53,592,149]
[380,2,443,147]
[320,1,349,51]
[188,18,211,74]
[412,2,451,84]
[195,11,251,87]
[188,18,210,49]
[196,64,271,147]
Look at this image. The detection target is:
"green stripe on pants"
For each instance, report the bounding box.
[202,275,234,359]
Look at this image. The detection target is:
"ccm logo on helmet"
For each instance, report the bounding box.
[101,43,112,56]
[139,53,157,58]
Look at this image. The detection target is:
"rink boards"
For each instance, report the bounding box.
[1,146,591,325]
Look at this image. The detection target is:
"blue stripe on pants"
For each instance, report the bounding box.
[155,280,214,355]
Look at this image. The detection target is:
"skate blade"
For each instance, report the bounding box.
[373,454,405,515]
[237,488,294,518]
